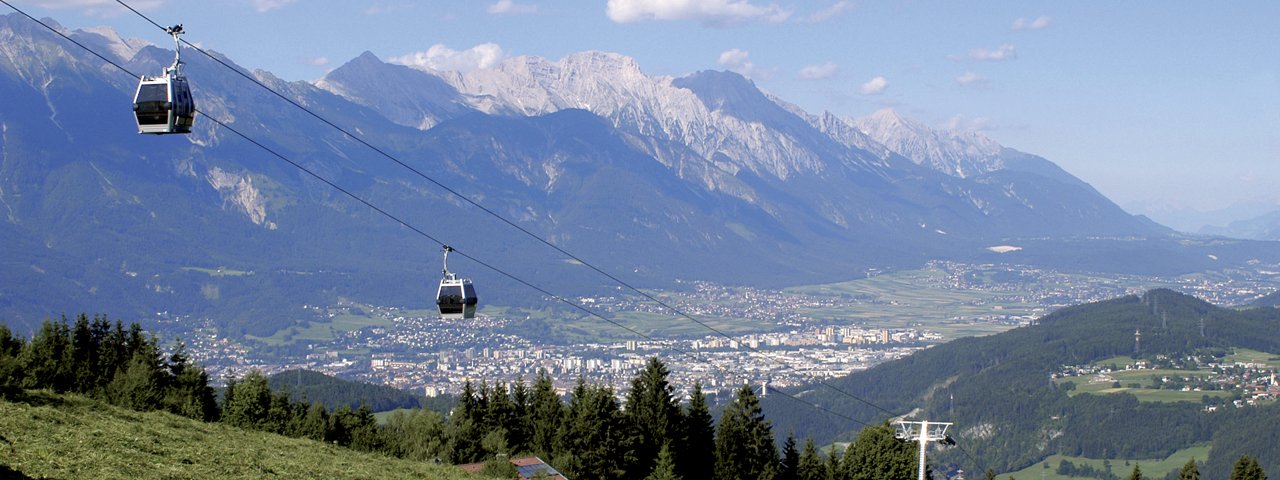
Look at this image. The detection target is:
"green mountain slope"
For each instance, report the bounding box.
[0,390,484,479]
[766,289,1280,479]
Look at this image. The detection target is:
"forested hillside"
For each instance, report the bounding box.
[765,289,1280,479]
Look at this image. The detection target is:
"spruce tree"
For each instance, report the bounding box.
[1127,464,1143,480]
[557,378,627,480]
[795,438,826,480]
[645,443,683,480]
[681,382,715,480]
[1178,458,1200,480]
[20,317,74,392]
[1231,455,1267,480]
[841,423,916,480]
[527,369,564,459]
[714,384,777,480]
[510,377,531,454]
[0,323,26,394]
[778,432,799,480]
[625,358,682,480]
[222,370,273,431]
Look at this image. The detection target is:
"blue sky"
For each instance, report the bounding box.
[9,0,1279,226]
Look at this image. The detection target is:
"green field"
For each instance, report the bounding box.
[0,390,487,479]
[1225,348,1280,368]
[786,267,1042,338]
[1004,444,1211,480]
[248,313,393,346]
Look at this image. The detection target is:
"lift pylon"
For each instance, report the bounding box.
[895,420,954,480]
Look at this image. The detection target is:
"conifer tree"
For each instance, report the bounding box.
[105,347,166,411]
[825,445,843,480]
[70,314,99,393]
[527,369,564,459]
[300,401,330,442]
[510,377,532,454]
[795,438,826,480]
[681,382,715,480]
[626,358,682,480]
[557,378,628,480]
[1127,464,1143,480]
[645,443,683,480]
[222,370,273,431]
[841,423,916,480]
[163,341,218,421]
[714,384,777,480]
[0,323,26,394]
[983,468,996,480]
[1231,455,1267,480]
[1178,458,1200,480]
[20,317,74,392]
[448,381,485,463]
[778,432,800,480]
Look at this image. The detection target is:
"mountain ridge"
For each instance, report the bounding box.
[3,14,1276,337]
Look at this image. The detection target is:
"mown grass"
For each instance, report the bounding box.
[0,390,485,480]
[1004,443,1211,480]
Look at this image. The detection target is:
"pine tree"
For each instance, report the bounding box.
[645,443,683,480]
[681,382,715,480]
[527,369,564,459]
[1231,455,1267,480]
[778,432,800,480]
[825,445,843,480]
[163,341,218,421]
[448,381,485,463]
[0,323,26,394]
[626,358,682,480]
[714,384,777,480]
[841,423,916,480]
[105,348,166,411]
[510,377,532,454]
[984,468,996,480]
[795,438,826,480]
[557,378,627,480]
[1127,464,1143,480]
[70,314,99,394]
[222,370,273,430]
[20,317,74,392]
[1178,457,1200,480]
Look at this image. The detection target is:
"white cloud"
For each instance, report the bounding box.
[859,76,888,95]
[251,0,295,12]
[942,115,994,132]
[488,0,538,14]
[1011,15,1052,30]
[965,44,1016,62]
[800,1,851,23]
[390,43,506,72]
[607,0,791,26]
[798,62,838,80]
[955,71,986,87]
[306,56,330,67]
[718,48,757,77]
[22,0,166,16]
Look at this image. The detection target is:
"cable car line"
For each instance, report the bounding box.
[8,0,931,445]
[0,0,886,433]
[105,0,904,422]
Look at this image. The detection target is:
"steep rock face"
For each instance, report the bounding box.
[314,51,473,130]
[850,108,1003,179]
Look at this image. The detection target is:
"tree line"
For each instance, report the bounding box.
[0,316,927,479]
[4,314,1269,479]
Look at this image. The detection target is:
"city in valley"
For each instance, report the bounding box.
[172,261,1279,401]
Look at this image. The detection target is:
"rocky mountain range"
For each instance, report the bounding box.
[2,14,1273,335]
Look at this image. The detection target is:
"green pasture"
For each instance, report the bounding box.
[1004,444,1211,480]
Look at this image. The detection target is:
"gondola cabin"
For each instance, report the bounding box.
[436,275,478,319]
[436,245,478,319]
[133,75,195,134]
